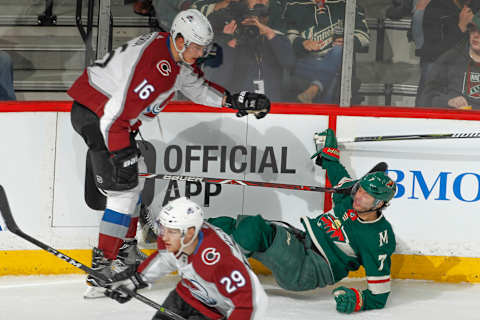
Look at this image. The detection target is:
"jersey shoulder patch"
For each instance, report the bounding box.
[192,227,243,279]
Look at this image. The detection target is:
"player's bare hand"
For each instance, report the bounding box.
[447,96,469,109]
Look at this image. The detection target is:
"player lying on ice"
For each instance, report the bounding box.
[208,128,398,314]
[104,197,268,320]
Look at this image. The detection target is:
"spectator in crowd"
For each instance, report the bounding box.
[0,51,16,101]
[285,0,369,104]
[414,0,475,107]
[153,0,196,30]
[420,12,480,110]
[193,0,287,32]
[386,0,413,20]
[133,0,154,16]
[201,0,296,101]
[132,0,196,30]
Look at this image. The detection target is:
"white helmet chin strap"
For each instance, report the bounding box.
[172,37,193,65]
[174,228,197,258]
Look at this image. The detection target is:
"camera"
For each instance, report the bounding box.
[208,1,269,45]
[239,4,269,41]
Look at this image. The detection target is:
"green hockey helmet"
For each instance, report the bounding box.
[358,171,397,204]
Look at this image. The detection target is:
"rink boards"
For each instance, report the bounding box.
[1,101,480,282]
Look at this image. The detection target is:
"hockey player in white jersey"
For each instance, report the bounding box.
[67,8,271,298]
[104,197,268,320]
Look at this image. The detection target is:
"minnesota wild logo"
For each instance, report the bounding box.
[466,71,480,99]
[318,214,345,242]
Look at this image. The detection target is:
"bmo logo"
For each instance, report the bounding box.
[389,169,480,202]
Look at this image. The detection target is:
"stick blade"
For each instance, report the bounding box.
[0,185,20,233]
[368,162,388,173]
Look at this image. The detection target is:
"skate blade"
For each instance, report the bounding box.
[83,286,107,299]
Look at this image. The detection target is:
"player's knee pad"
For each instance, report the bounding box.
[232,215,274,252]
[90,146,141,192]
[104,158,146,215]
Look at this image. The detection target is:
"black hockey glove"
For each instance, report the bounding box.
[89,146,140,191]
[225,91,271,119]
[104,269,148,304]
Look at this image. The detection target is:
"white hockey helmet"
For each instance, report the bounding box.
[156,197,204,244]
[170,9,214,59]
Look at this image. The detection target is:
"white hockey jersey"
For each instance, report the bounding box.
[67,32,226,151]
[138,222,268,320]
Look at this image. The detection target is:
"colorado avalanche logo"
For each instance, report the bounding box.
[201,247,221,265]
[182,279,217,306]
[156,60,171,76]
[151,103,163,114]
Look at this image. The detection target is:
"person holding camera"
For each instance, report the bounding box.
[420,12,480,110]
[285,0,369,104]
[0,51,16,101]
[414,0,475,107]
[200,0,296,101]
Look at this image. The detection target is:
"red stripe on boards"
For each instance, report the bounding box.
[2,101,480,120]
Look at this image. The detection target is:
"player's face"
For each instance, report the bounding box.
[183,42,208,64]
[353,186,378,211]
[160,226,183,253]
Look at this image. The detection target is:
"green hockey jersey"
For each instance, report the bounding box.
[301,159,396,310]
[284,0,370,57]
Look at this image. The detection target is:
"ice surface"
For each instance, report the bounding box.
[1,274,479,319]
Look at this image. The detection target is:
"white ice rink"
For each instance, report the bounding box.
[1,274,479,320]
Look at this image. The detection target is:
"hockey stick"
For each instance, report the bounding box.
[138,172,345,193]
[139,162,389,194]
[0,185,185,320]
[339,132,480,143]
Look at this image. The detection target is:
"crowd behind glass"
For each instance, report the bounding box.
[1,0,479,111]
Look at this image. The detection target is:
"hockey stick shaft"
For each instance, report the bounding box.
[0,185,185,320]
[138,173,339,193]
[339,132,480,143]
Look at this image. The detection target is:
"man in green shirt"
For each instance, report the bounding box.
[208,128,397,314]
[284,0,369,103]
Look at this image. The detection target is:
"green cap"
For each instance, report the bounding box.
[358,172,397,202]
[471,12,480,31]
